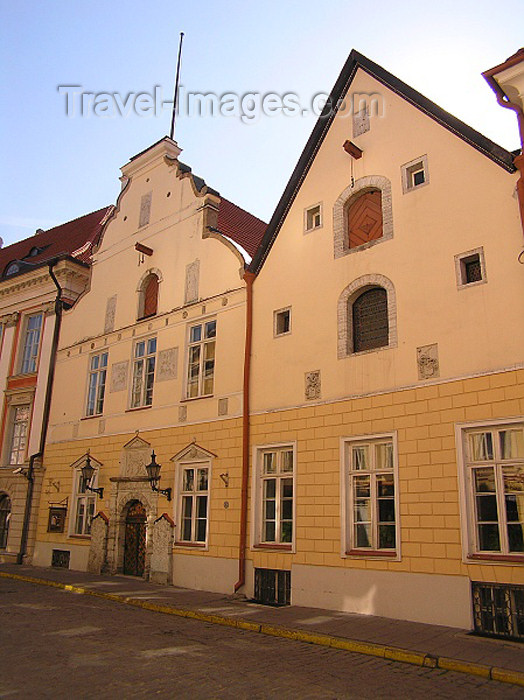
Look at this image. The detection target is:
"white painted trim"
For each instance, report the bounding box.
[172,453,212,551]
[250,441,297,553]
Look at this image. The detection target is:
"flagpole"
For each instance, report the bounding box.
[170,32,184,140]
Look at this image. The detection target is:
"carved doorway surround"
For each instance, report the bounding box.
[123,500,146,576]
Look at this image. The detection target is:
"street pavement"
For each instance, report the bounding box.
[0,575,521,699]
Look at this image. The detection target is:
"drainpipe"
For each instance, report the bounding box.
[234,271,255,592]
[17,260,64,564]
[483,73,524,254]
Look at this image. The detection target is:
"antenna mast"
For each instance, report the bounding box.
[169,32,184,140]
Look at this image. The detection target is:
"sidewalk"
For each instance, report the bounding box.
[1,563,523,688]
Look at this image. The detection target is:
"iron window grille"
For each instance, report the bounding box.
[472,581,524,641]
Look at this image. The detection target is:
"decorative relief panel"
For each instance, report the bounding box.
[184,259,200,304]
[110,361,128,393]
[353,108,370,137]
[104,295,117,334]
[417,343,440,380]
[120,435,151,478]
[179,405,187,422]
[305,370,321,401]
[139,192,152,227]
[218,398,228,416]
[157,347,178,382]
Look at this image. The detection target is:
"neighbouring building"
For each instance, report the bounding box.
[32,138,266,585]
[0,206,113,563]
[26,49,524,639]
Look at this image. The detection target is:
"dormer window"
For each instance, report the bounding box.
[5,262,20,276]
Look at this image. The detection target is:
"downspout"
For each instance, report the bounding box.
[484,77,524,253]
[234,270,255,592]
[17,261,63,564]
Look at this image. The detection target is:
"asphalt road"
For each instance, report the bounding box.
[0,577,520,699]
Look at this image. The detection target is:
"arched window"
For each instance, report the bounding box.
[337,274,397,359]
[347,189,383,249]
[138,272,159,319]
[352,287,388,352]
[333,176,393,259]
[0,495,11,549]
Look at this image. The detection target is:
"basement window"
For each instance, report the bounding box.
[472,581,524,641]
[254,568,291,606]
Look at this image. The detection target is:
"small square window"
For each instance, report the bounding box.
[274,308,291,337]
[401,155,429,193]
[304,204,322,232]
[455,247,486,288]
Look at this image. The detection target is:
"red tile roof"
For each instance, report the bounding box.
[0,206,113,277]
[217,198,267,258]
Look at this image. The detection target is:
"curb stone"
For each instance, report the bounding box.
[2,570,523,688]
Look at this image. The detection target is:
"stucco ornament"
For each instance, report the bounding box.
[417,343,440,379]
[104,295,117,333]
[110,361,128,393]
[305,370,321,400]
[157,347,178,382]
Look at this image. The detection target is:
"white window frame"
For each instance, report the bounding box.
[19,313,43,374]
[8,404,31,466]
[130,336,157,408]
[341,432,400,559]
[175,460,210,547]
[70,468,98,536]
[304,203,323,233]
[251,442,296,551]
[273,307,291,338]
[85,351,108,417]
[401,155,429,194]
[185,319,216,399]
[456,417,524,562]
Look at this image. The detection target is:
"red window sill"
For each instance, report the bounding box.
[253,543,293,551]
[174,541,206,548]
[125,405,152,413]
[468,553,524,563]
[346,549,397,558]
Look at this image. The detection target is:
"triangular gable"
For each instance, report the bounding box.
[170,442,217,462]
[249,49,516,274]
[122,433,151,450]
[70,452,103,469]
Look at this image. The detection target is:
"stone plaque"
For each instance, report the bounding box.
[179,405,187,423]
[417,343,440,380]
[139,192,152,227]
[150,515,174,585]
[104,295,117,334]
[157,347,178,382]
[185,259,200,304]
[353,108,370,137]
[305,370,321,401]
[110,361,128,393]
[87,514,108,574]
[218,398,228,416]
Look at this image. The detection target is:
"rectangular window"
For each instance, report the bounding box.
[344,435,398,555]
[274,308,291,337]
[73,472,97,536]
[9,405,30,465]
[131,337,156,408]
[304,204,322,232]
[178,464,209,544]
[461,423,524,557]
[455,247,486,288]
[86,352,108,416]
[20,313,43,374]
[256,445,295,547]
[186,320,216,398]
[401,155,429,193]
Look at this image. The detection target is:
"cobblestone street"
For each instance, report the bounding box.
[0,577,521,699]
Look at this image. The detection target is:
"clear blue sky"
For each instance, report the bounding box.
[0,0,522,246]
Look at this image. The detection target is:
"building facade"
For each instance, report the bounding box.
[25,50,524,638]
[0,207,112,563]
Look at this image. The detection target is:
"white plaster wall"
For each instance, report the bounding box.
[32,540,89,572]
[291,563,472,629]
[172,553,237,594]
